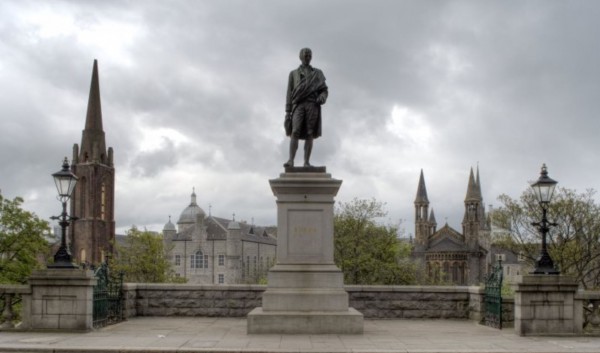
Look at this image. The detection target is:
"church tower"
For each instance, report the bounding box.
[69,60,115,266]
[462,167,482,250]
[414,169,430,251]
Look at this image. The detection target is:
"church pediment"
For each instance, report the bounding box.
[429,224,464,244]
[427,237,467,252]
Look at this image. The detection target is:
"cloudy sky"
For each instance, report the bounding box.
[1,1,599,236]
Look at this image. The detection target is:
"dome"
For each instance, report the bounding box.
[177,189,206,224]
[163,216,176,232]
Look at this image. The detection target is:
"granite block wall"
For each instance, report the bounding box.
[121,284,513,321]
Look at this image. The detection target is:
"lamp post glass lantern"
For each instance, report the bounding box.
[49,157,79,268]
[530,163,559,275]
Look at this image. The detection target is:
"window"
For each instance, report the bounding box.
[253,256,257,274]
[218,254,225,266]
[218,274,224,284]
[191,251,204,268]
[246,256,250,276]
[204,254,209,268]
[175,255,181,266]
[100,182,106,220]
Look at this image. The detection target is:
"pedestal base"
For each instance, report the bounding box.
[21,269,96,332]
[515,275,582,336]
[247,307,364,334]
[249,171,364,334]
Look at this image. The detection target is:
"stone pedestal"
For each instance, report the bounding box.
[514,275,582,336]
[21,269,96,331]
[247,171,363,334]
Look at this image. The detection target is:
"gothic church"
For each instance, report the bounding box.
[412,168,491,285]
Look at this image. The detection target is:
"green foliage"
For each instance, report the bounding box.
[501,281,515,298]
[334,198,416,285]
[0,193,50,284]
[111,227,182,283]
[494,187,600,289]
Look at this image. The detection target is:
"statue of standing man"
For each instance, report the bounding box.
[284,48,328,168]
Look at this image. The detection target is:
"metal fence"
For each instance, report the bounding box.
[93,263,124,329]
[483,260,503,329]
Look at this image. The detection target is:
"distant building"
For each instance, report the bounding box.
[412,168,491,285]
[163,190,277,284]
[68,60,115,266]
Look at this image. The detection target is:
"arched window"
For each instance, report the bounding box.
[100,182,106,220]
[443,262,450,282]
[79,177,87,218]
[191,250,204,268]
[452,262,459,284]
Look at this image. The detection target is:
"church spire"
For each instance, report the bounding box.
[79,59,107,163]
[429,208,437,225]
[414,169,429,204]
[475,165,483,200]
[464,167,481,202]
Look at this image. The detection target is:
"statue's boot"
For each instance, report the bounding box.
[284,137,299,167]
[304,138,313,167]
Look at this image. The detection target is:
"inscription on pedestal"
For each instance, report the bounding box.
[288,210,323,260]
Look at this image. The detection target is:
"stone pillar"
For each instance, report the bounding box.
[247,171,363,334]
[514,275,582,336]
[21,269,96,331]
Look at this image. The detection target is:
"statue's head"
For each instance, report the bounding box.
[299,48,312,66]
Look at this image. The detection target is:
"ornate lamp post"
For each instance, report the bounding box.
[530,164,559,275]
[48,157,79,269]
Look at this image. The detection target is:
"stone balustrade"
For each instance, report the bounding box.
[0,284,31,329]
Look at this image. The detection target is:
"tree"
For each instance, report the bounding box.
[111,227,183,283]
[494,187,600,289]
[0,193,50,284]
[334,198,416,285]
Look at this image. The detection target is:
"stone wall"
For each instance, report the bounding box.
[123,284,264,318]
[122,284,514,321]
[347,285,472,319]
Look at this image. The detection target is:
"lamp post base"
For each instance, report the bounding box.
[532,253,559,275]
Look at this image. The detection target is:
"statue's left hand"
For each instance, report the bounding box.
[317,95,326,105]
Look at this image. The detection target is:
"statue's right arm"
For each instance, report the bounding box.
[285,71,294,114]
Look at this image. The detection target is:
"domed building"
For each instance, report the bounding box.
[163,189,277,284]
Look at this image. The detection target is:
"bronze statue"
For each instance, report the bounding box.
[284,48,328,168]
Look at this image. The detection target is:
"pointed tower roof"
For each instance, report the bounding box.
[429,209,437,225]
[80,59,107,163]
[465,167,482,202]
[476,165,483,200]
[414,169,429,204]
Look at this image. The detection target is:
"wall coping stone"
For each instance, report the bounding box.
[0,285,31,294]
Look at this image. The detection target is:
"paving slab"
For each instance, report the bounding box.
[0,317,599,353]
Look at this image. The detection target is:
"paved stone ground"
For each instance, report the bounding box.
[0,317,599,353]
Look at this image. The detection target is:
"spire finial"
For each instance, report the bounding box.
[190,188,197,205]
[232,212,236,222]
[209,203,212,217]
